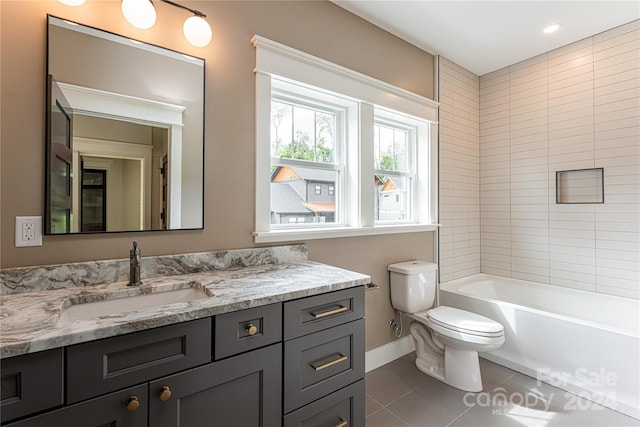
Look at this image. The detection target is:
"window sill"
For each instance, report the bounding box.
[253,223,439,243]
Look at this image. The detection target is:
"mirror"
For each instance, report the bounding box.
[46,15,204,234]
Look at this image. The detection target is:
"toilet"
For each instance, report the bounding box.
[388,261,504,392]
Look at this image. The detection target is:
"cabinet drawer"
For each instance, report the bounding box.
[67,318,211,404]
[0,348,64,423]
[214,302,281,359]
[283,380,364,427]
[5,384,147,427]
[284,287,364,340]
[284,319,364,413]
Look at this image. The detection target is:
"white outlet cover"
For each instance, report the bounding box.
[15,216,43,247]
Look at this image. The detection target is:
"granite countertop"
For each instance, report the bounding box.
[0,260,370,359]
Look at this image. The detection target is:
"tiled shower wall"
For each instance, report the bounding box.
[438,57,480,283]
[440,20,639,298]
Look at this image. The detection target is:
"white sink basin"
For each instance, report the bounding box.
[58,284,211,323]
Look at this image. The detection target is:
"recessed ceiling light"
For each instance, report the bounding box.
[544,23,561,34]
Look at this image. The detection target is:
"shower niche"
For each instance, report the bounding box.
[556,168,604,204]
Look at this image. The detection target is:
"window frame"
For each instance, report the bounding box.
[253,35,439,243]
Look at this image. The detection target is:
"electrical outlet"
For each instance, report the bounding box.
[15,216,43,247]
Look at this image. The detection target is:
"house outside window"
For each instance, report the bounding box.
[269,88,347,227]
[374,118,416,223]
[253,35,438,243]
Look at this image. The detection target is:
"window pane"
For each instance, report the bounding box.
[271,100,335,164]
[374,175,411,221]
[374,123,409,172]
[270,166,338,225]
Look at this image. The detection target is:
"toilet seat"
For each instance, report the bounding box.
[426,306,504,338]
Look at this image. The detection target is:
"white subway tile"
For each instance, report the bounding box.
[594,39,640,61]
[547,268,595,283]
[595,285,639,299]
[549,277,596,292]
[548,63,593,84]
[593,20,639,44]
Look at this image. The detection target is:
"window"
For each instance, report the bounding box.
[268,81,350,228]
[374,117,416,223]
[253,35,438,242]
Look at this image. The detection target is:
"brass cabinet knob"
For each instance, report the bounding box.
[246,323,258,336]
[126,396,140,412]
[159,385,172,402]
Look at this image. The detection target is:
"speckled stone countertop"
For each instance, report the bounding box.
[0,245,370,359]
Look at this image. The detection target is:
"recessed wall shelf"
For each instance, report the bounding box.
[556,168,604,204]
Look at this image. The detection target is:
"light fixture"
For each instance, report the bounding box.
[161,0,212,47]
[121,0,157,30]
[183,16,212,47]
[58,0,87,6]
[543,23,561,34]
[119,0,212,47]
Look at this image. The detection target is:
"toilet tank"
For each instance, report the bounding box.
[388,261,438,313]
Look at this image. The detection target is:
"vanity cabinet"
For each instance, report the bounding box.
[1,286,364,427]
[283,287,365,427]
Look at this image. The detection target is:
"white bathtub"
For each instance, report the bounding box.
[440,273,640,419]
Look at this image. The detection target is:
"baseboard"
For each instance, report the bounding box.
[365,335,415,373]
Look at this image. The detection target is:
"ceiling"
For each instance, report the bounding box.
[332,1,640,76]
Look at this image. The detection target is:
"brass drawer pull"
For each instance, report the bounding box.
[159,385,172,402]
[335,417,348,427]
[246,323,258,335]
[126,395,140,412]
[311,305,348,319]
[311,354,348,371]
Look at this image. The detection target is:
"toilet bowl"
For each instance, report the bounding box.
[388,261,504,392]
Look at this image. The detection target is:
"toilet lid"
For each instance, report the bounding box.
[426,306,504,337]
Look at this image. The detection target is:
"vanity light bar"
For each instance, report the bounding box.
[160,0,206,18]
[58,0,213,48]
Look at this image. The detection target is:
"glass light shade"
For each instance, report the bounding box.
[183,16,212,47]
[121,0,157,30]
[58,0,87,6]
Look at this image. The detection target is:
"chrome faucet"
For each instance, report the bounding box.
[128,241,142,286]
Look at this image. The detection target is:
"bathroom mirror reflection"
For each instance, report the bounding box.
[46,15,204,234]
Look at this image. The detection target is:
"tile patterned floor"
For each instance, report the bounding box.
[365,353,639,427]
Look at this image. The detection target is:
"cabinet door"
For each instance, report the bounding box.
[1,348,63,423]
[149,343,281,427]
[5,384,147,427]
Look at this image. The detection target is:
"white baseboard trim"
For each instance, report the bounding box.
[365,336,415,373]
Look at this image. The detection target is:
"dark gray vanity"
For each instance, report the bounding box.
[0,245,368,427]
[1,287,364,427]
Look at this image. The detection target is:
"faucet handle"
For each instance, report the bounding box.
[131,240,141,256]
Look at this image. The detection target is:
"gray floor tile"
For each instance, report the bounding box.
[366,354,640,427]
[365,408,410,427]
[366,394,383,417]
[387,378,477,427]
[366,358,422,405]
[479,357,516,391]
